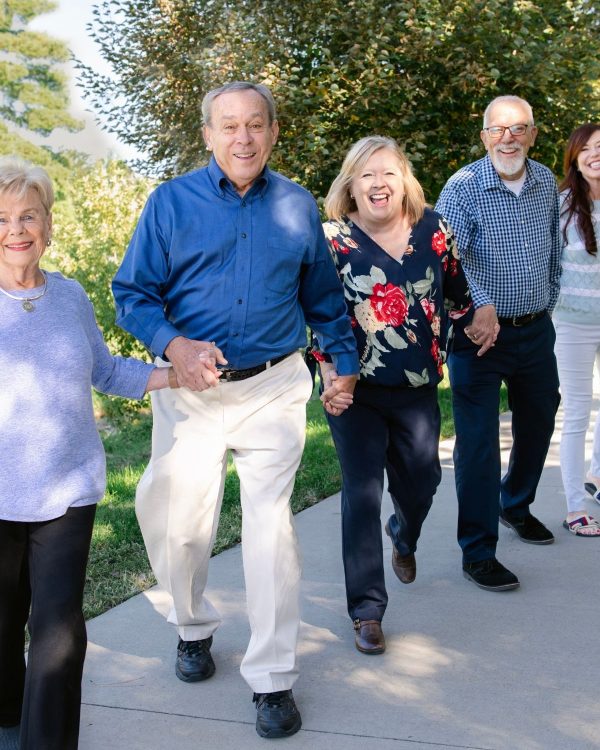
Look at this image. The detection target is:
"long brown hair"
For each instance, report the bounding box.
[559,123,600,255]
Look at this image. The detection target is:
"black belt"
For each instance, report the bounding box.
[219,351,295,382]
[497,310,546,328]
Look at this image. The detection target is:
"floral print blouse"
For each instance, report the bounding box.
[315,208,471,388]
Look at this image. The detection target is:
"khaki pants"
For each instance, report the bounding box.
[136,352,313,693]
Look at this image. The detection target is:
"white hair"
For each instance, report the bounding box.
[483,96,534,127]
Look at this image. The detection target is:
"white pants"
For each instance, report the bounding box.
[554,320,600,513]
[136,352,313,693]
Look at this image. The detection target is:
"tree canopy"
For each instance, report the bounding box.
[0,0,81,133]
[82,0,599,201]
[0,0,84,193]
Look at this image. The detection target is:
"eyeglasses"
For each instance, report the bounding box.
[483,124,530,139]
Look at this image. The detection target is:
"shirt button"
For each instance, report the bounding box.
[233,332,239,337]
[237,299,243,304]
[241,201,247,207]
[241,233,247,239]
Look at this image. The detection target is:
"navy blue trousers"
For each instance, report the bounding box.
[0,504,96,750]
[448,313,560,563]
[327,383,441,622]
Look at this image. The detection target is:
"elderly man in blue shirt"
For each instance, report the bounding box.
[436,95,561,593]
[113,81,359,739]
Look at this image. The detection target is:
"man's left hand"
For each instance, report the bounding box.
[465,304,499,356]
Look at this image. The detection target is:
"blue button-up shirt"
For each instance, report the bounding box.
[113,158,359,375]
[435,155,561,317]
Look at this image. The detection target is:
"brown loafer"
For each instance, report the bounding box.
[385,521,416,584]
[353,619,385,654]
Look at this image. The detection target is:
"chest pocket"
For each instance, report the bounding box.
[264,240,305,295]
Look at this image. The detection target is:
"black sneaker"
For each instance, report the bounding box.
[175,637,215,682]
[253,689,302,739]
[463,558,520,591]
[500,512,554,545]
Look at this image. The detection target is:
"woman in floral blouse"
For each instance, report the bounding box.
[315,136,471,655]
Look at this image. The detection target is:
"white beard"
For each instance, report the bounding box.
[491,146,526,177]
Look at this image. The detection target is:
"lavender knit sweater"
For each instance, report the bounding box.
[0,271,154,522]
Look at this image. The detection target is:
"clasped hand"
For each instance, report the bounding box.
[319,363,357,416]
[165,336,228,391]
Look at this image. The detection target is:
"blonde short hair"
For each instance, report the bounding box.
[324,136,425,223]
[0,156,54,213]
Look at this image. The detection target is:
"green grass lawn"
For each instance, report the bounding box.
[86,377,508,620]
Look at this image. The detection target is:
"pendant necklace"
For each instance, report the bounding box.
[0,271,48,312]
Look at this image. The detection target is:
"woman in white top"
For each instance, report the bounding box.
[553,123,600,536]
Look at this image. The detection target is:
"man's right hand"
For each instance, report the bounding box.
[165,336,228,391]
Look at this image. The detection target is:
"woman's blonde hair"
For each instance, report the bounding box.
[324,136,425,224]
[0,156,54,213]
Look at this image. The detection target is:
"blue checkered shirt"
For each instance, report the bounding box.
[435,155,561,316]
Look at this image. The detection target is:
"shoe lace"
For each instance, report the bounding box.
[178,637,212,656]
[477,559,500,574]
[253,690,291,708]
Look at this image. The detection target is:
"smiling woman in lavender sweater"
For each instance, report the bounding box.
[0,158,176,750]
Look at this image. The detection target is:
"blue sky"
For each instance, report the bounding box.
[29,0,136,159]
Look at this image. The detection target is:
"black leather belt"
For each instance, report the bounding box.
[497,310,546,327]
[219,351,295,382]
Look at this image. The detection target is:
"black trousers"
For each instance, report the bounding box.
[0,504,96,750]
[327,383,441,622]
[448,314,560,563]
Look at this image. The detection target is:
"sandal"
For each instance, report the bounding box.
[563,514,600,537]
[584,480,600,504]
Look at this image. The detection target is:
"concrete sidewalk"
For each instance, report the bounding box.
[79,409,600,750]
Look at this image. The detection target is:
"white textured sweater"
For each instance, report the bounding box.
[0,271,154,522]
[554,197,600,324]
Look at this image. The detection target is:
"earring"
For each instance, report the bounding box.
[46,238,52,247]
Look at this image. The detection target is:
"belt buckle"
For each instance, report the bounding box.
[512,315,524,327]
[220,368,236,381]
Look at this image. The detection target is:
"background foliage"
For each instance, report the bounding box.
[0,0,83,197]
[1,1,153,367]
[81,0,600,202]
[48,160,152,360]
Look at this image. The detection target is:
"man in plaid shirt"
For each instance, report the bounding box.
[436,95,561,592]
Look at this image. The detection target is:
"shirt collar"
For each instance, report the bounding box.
[481,153,536,192]
[207,156,270,199]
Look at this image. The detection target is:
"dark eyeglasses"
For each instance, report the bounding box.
[483,124,530,139]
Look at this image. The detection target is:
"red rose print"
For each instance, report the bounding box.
[350,316,358,328]
[442,255,448,271]
[420,298,435,321]
[431,230,446,256]
[450,258,458,277]
[332,238,350,255]
[311,349,326,362]
[369,283,408,327]
[430,338,443,376]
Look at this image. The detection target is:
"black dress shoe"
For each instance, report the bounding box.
[384,521,416,583]
[253,689,302,738]
[463,558,520,591]
[175,636,215,682]
[500,512,554,545]
[353,619,386,654]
